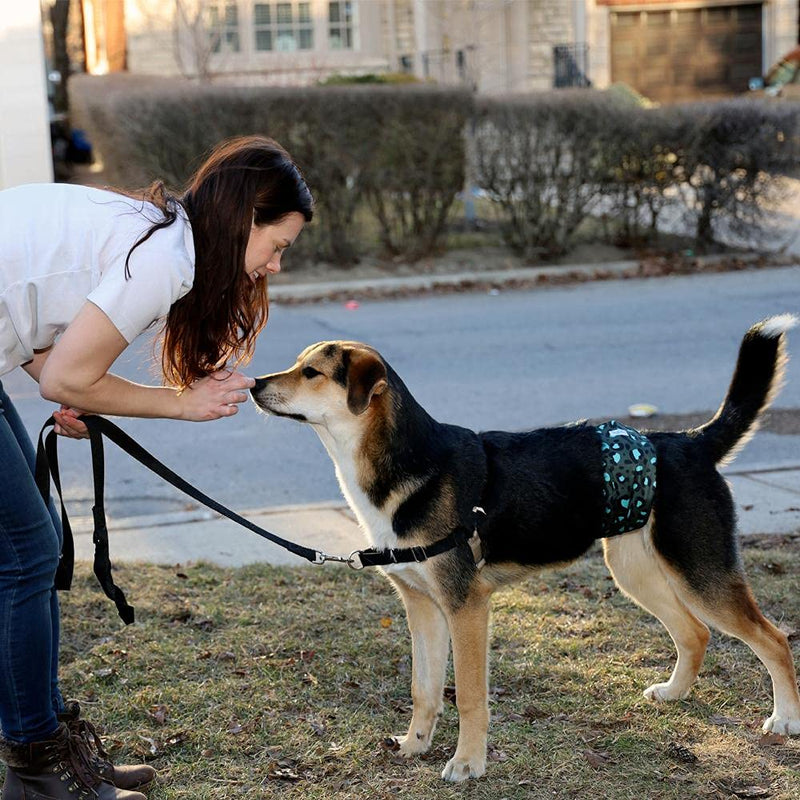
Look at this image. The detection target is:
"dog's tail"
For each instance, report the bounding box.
[693,314,797,466]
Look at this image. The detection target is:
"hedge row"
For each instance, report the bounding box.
[85,84,470,265]
[83,84,800,264]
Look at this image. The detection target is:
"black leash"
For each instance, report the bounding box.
[35,415,478,624]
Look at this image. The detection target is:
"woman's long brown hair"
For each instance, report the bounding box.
[127,136,313,388]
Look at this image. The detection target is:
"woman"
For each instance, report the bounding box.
[0,136,313,799]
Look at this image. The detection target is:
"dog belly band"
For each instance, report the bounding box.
[596,420,657,537]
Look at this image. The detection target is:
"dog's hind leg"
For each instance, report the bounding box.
[388,576,451,757]
[604,531,711,702]
[441,588,492,783]
[682,575,800,735]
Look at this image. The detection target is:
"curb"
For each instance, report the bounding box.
[268,253,793,305]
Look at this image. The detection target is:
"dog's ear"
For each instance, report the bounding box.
[346,349,388,415]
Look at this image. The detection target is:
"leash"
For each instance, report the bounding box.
[35,415,482,624]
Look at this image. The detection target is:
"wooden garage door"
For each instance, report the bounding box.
[610,4,762,103]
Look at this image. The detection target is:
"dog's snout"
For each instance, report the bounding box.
[251,376,269,395]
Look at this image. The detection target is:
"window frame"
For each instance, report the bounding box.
[253,1,314,53]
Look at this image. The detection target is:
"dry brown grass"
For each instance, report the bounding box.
[40,535,800,798]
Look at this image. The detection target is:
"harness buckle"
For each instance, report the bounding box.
[470,506,486,570]
[410,545,426,563]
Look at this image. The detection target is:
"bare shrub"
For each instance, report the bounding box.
[674,99,800,249]
[473,91,621,261]
[362,87,472,260]
[82,83,467,265]
[596,106,687,247]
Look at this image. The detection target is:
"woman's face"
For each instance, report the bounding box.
[244,211,305,283]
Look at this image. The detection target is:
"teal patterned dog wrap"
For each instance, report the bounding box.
[596,420,657,537]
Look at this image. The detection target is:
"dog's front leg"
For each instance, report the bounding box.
[388,575,450,756]
[441,591,491,782]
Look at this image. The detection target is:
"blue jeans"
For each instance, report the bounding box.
[0,380,64,743]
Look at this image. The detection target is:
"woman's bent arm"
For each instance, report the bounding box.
[38,302,254,422]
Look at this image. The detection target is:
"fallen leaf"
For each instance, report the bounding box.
[380,617,393,628]
[137,735,158,756]
[583,747,611,768]
[733,787,772,798]
[710,714,743,727]
[667,742,698,764]
[93,668,114,679]
[487,745,508,762]
[759,731,786,747]
[269,768,300,781]
[149,705,168,725]
[165,731,189,747]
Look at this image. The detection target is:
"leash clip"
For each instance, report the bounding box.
[470,506,486,570]
[313,550,364,570]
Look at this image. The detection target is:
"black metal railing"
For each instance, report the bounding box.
[554,43,591,88]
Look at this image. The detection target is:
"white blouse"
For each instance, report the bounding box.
[0,183,195,377]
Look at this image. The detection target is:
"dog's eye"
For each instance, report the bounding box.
[302,366,321,379]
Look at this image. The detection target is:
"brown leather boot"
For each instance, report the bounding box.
[0,723,146,799]
[58,702,156,792]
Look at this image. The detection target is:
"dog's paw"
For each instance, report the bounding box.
[391,732,431,758]
[643,682,691,702]
[441,754,486,783]
[763,713,800,736]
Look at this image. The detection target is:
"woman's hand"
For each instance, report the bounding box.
[178,370,257,421]
[53,405,91,439]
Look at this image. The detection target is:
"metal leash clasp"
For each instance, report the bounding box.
[313,550,364,570]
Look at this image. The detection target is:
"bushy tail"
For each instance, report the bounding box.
[693,314,797,466]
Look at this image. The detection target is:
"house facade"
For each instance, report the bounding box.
[81,0,798,102]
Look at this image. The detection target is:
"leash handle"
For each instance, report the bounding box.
[35,419,74,590]
[36,417,135,623]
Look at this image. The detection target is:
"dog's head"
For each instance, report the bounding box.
[250,341,389,427]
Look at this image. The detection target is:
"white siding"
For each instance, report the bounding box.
[0,0,53,188]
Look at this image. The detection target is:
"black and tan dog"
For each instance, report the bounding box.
[251,315,800,782]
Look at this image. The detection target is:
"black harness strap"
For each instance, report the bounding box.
[34,415,478,623]
[355,527,471,569]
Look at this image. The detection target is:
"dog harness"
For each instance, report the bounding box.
[596,420,657,537]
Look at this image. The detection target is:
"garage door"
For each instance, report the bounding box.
[610,4,762,103]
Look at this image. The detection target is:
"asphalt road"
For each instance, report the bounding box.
[5,265,800,521]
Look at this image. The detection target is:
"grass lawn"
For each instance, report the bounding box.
[41,535,800,799]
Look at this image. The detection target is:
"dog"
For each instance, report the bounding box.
[251,315,800,782]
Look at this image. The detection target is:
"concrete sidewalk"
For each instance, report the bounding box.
[69,467,800,567]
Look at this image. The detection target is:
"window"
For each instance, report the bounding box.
[254,2,313,51]
[329,1,354,50]
[207,2,240,53]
